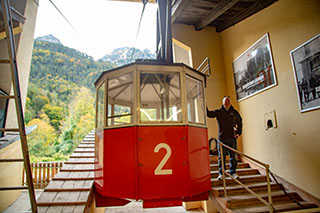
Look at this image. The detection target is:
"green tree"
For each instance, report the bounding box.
[26,114,57,157]
[31,95,49,114]
[56,87,95,154]
[43,104,64,131]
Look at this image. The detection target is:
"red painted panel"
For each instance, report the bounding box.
[187,126,211,196]
[95,130,104,189]
[138,126,189,199]
[102,127,137,199]
[95,189,130,207]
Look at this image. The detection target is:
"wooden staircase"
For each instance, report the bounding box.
[209,156,319,212]
[36,130,95,213]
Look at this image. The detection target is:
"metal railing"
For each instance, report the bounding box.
[197,57,211,76]
[218,142,274,213]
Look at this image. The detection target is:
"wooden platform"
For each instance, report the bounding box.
[36,131,95,213]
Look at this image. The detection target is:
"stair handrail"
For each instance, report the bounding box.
[218,141,275,213]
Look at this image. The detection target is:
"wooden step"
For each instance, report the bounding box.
[211,167,259,178]
[70,153,94,158]
[211,174,267,187]
[37,201,87,206]
[232,201,318,213]
[44,188,91,192]
[227,191,303,208]
[212,182,282,196]
[210,162,249,171]
[77,145,95,148]
[74,150,94,153]
[210,155,241,163]
[64,161,95,165]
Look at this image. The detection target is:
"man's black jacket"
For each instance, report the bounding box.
[207,105,242,140]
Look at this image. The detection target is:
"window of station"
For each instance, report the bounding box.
[172,38,193,67]
[107,72,134,126]
[140,72,181,122]
[186,75,205,124]
[96,83,105,129]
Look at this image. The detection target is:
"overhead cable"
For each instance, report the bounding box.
[130,0,149,62]
[48,0,77,32]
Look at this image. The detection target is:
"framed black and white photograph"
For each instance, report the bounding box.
[291,34,320,112]
[232,33,277,101]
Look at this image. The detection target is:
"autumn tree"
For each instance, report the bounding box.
[55,87,95,154]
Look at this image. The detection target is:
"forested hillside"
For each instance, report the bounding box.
[26,35,155,162]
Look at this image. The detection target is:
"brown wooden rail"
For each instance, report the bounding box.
[218,142,274,212]
[22,161,64,189]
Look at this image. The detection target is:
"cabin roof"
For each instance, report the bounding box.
[94,59,206,86]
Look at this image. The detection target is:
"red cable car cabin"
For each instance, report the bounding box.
[94,60,211,208]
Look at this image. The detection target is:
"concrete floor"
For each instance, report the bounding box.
[4,190,204,213]
[100,202,204,213]
[4,190,43,213]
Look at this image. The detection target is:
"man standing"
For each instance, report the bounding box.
[207,96,242,180]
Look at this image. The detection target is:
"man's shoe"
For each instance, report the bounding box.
[231,173,239,179]
[217,174,223,180]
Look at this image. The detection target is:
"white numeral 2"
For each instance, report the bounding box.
[154,143,172,175]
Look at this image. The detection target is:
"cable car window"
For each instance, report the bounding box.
[107,72,134,126]
[186,75,205,124]
[96,83,105,128]
[140,72,181,122]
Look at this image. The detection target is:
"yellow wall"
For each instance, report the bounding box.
[173,0,320,199]
[221,0,320,198]
[0,0,38,211]
[0,141,24,212]
[0,0,38,129]
[172,25,228,142]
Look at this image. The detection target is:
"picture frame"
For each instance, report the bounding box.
[290,34,320,112]
[232,33,277,101]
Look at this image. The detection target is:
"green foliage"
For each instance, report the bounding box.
[32,95,49,114]
[27,114,57,157]
[55,127,74,155]
[56,87,95,155]
[43,104,64,131]
[30,40,114,92]
[25,38,112,162]
[30,153,69,162]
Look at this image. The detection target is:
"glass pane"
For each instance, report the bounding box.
[186,75,205,124]
[107,72,134,126]
[140,72,181,122]
[96,83,105,128]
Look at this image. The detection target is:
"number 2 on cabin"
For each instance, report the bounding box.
[154,143,173,175]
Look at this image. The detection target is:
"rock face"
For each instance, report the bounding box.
[36,34,62,45]
[100,47,156,66]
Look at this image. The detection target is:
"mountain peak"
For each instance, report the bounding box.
[36,34,62,45]
[100,47,156,66]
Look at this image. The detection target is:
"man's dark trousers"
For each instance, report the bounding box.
[218,138,237,175]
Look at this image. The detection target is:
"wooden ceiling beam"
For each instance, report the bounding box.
[215,0,277,32]
[0,24,23,40]
[195,0,240,31]
[0,6,26,24]
[171,0,189,23]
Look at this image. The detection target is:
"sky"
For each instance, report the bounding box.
[34,0,158,60]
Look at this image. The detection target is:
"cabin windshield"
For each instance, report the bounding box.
[96,83,105,128]
[140,72,181,123]
[107,72,134,126]
[186,75,205,124]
